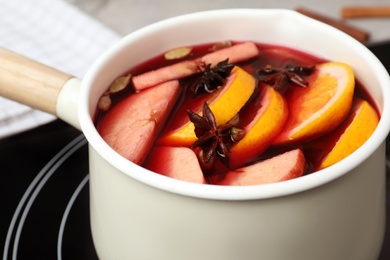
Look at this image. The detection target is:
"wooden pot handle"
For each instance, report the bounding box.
[0,47,73,115]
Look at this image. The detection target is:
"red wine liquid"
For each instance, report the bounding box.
[95,41,378,179]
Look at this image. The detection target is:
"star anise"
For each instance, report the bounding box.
[258,64,315,93]
[189,59,234,96]
[187,102,245,171]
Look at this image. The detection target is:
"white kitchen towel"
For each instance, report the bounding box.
[0,0,121,138]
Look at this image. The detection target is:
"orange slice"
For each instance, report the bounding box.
[316,98,379,170]
[273,62,355,145]
[158,66,256,146]
[229,85,288,169]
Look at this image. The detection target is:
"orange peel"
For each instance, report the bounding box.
[317,98,379,169]
[274,62,355,145]
[229,85,288,169]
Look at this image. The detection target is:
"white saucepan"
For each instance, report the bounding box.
[1,9,390,260]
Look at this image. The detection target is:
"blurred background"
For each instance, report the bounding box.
[69,0,390,44]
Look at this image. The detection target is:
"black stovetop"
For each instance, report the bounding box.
[1,42,390,260]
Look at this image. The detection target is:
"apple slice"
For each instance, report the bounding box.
[144,146,206,184]
[132,42,259,91]
[97,80,181,164]
[229,84,288,169]
[217,149,306,186]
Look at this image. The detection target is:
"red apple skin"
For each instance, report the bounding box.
[217,148,306,186]
[144,146,206,184]
[97,80,181,165]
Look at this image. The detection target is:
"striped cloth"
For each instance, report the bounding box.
[0,0,121,138]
